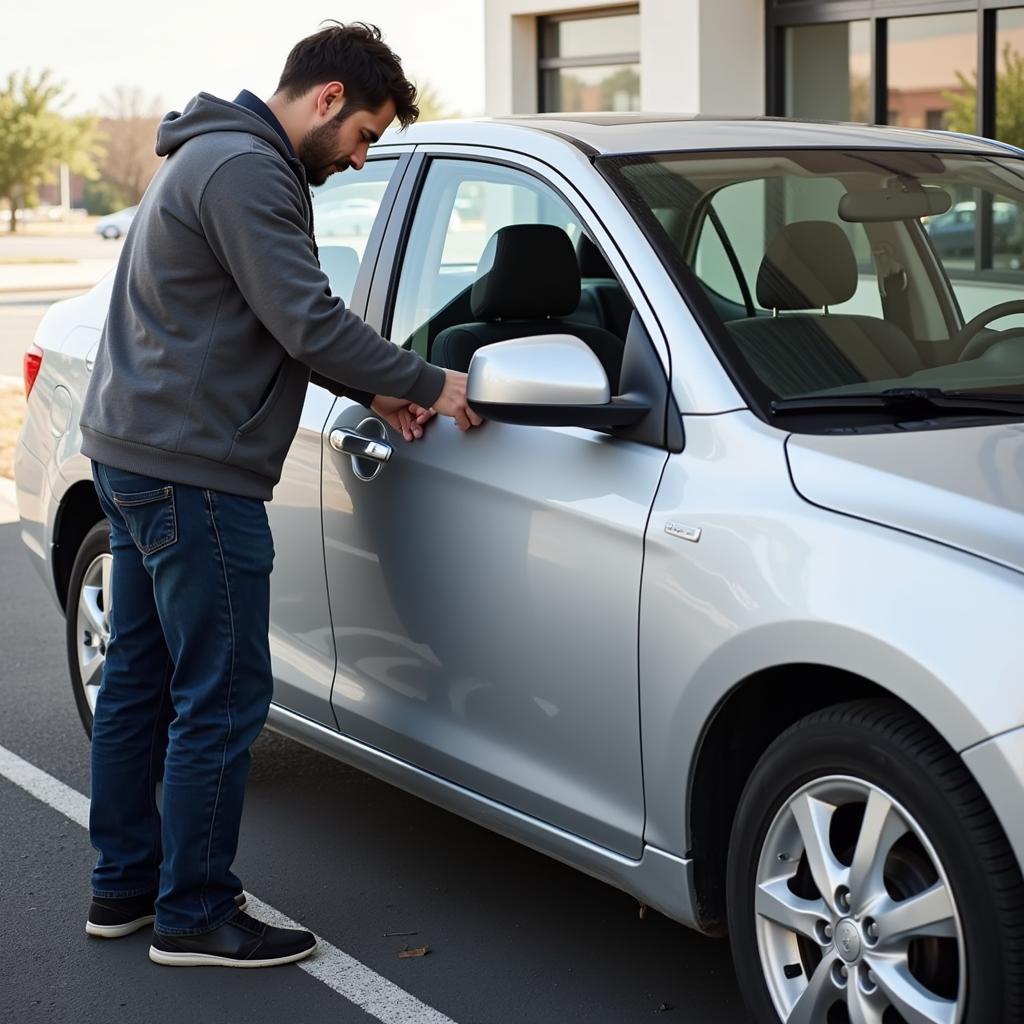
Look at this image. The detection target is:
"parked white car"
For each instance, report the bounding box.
[94,205,138,240]
[15,114,1024,1023]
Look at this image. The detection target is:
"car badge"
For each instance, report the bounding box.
[665,522,701,543]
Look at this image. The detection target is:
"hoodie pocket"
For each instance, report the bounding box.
[226,359,308,479]
[237,361,290,437]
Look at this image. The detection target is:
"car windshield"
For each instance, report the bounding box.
[599,148,1024,425]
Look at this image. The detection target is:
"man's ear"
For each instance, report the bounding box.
[317,81,346,118]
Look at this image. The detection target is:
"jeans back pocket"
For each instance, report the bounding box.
[111,485,178,555]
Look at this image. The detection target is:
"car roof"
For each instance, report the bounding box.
[379,113,1020,158]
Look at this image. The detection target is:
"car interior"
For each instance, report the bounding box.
[396,223,636,395]
[617,151,1024,401]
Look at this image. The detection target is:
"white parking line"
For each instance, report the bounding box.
[0,742,459,1024]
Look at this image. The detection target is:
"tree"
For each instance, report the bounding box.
[414,80,460,122]
[98,85,164,205]
[0,69,102,232]
[944,42,1024,149]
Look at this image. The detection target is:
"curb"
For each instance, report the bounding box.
[0,283,93,296]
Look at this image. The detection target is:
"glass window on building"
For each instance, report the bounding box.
[784,21,870,122]
[539,8,640,113]
[887,13,976,132]
[997,8,1024,148]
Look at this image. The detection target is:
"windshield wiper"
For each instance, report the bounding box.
[771,386,1024,418]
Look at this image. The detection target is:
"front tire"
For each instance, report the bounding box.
[66,519,111,738]
[726,699,1024,1023]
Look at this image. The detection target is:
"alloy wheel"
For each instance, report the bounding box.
[754,774,965,1024]
[75,551,111,714]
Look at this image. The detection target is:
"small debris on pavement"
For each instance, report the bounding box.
[384,930,418,937]
[657,1002,672,1012]
[398,945,429,958]
[638,902,649,920]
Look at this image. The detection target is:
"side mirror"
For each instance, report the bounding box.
[466,335,649,428]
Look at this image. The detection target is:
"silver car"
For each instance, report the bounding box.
[14,114,1024,1024]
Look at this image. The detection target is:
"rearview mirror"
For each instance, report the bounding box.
[466,335,649,428]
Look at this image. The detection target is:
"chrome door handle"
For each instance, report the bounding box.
[329,428,392,464]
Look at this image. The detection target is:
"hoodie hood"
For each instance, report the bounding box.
[156,92,294,163]
[786,421,1024,575]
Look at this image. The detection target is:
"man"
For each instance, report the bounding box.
[79,21,482,968]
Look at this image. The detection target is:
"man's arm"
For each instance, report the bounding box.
[308,371,374,409]
[198,152,445,408]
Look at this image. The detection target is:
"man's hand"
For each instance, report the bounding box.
[371,395,436,441]
[431,370,484,431]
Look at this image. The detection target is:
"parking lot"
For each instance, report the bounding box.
[0,289,751,1024]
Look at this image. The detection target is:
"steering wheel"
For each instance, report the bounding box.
[956,300,1024,362]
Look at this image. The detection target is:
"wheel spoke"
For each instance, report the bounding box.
[848,789,908,912]
[847,972,887,1024]
[785,956,839,1024]
[868,957,957,1024]
[876,882,957,944]
[80,585,105,637]
[756,875,828,943]
[80,650,104,689]
[790,792,845,911]
[100,555,112,630]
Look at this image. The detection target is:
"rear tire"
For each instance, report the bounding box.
[726,699,1024,1023]
[65,519,110,738]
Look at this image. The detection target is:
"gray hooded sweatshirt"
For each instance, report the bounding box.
[80,92,445,500]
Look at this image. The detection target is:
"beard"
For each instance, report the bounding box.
[298,118,350,186]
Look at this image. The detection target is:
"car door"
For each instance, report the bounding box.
[320,150,669,857]
[267,150,414,726]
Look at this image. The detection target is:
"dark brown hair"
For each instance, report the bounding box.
[275,21,419,128]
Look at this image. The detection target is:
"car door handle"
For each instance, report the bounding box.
[329,427,392,465]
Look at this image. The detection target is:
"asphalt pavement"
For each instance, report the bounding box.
[0,516,751,1023]
[0,292,68,379]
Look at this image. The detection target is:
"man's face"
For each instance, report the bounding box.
[298,92,396,186]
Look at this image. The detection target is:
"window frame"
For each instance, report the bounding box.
[309,149,413,317]
[366,148,667,362]
[361,144,678,449]
[598,146,1024,427]
[537,5,641,114]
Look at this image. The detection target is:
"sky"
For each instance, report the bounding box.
[2,0,486,118]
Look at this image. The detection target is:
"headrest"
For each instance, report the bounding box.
[756,221,857,310]
[471,224,581,319]
[319,245,360,301]
[577,234,614,279]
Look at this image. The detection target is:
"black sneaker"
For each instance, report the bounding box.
[148,909,317,968]
[86,890,247,939]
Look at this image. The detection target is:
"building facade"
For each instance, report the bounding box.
[485,0,1024,150]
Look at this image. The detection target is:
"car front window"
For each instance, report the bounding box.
[600,149,1024,428]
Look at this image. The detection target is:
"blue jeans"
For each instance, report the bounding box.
[89,461,275,935]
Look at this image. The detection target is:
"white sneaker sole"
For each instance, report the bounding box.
[86,915,155,939]
[147,940,317,968]
[86,895,247,939]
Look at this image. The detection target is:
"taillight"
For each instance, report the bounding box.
[24,343,43,398]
